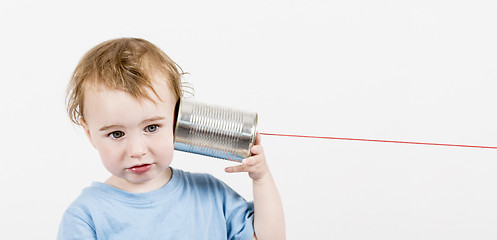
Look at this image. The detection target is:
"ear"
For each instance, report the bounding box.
[80,118,97,149]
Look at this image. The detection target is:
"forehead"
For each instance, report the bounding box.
[82,76,176,123]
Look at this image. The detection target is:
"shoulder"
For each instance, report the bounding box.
[174,168,224,187]
[62,183,105,217]
[58,184,105,237]
[172,168,240,198]
[62,181,132,222]
[172,170,255,239]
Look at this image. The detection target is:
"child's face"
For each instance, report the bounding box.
[81,75,177,191]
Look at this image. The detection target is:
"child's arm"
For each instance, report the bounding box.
[225,133,286,240]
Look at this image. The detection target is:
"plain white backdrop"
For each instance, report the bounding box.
[1,0,497,239]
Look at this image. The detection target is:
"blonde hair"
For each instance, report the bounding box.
[66,37,184,125]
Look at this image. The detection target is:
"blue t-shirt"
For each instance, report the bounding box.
[57,168,254,240]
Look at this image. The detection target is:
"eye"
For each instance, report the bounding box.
[145,124,159,133]
[109,131,125,139]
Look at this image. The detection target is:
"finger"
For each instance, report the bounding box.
[254,132,262,145]
[242,157,258,166]
[225,164,247,173]
[241,161,260,173]
[251,144,264,155]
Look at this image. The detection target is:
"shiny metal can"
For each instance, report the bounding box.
[173,98,258,161]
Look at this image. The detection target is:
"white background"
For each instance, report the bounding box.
[1,0,497,239]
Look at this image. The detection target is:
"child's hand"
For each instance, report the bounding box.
[225,133,270,183]
[226,133,286,240]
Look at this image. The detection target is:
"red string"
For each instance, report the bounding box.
[259,132,497,150]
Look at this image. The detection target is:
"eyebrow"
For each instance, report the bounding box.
[98,116,166,132]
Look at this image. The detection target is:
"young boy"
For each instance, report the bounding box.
[58,38,285,240]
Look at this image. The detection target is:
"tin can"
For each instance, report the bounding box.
[173,98,258,161]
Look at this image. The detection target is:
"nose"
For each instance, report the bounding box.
[127,136,147,159]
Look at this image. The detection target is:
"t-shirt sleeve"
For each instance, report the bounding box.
[57,210,97,240]
[214,178,255,240]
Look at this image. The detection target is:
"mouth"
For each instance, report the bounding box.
[128,163,153,173]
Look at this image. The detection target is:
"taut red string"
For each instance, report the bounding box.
[259,132,497,150]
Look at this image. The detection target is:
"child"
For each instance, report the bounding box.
[58,38,285,240]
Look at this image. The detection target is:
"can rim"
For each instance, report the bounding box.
[248,113,258,158]
[173,98,183,141]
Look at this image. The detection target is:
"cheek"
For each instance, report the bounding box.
[152,130,175,158]
[95,141,124,164]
